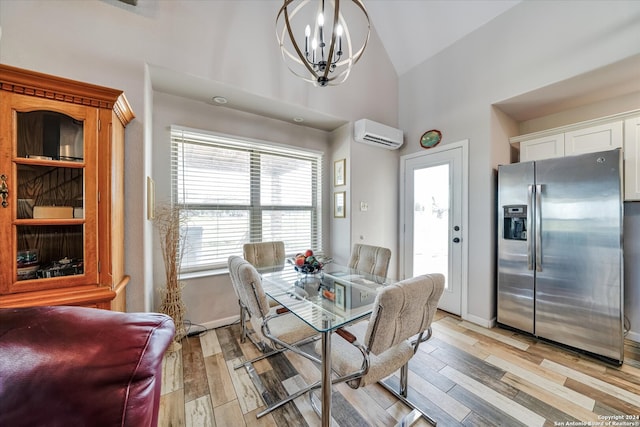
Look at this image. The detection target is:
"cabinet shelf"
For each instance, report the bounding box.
[14,218,84,226]
[15,157,85,168]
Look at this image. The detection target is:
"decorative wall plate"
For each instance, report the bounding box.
[420,129,442,149]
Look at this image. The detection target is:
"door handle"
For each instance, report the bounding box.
[527,185,533,270]
[452,237,460,243]
[0,175,8,208]
[535,184,542,272]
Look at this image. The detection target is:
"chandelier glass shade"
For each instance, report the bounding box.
[276,0,370,87]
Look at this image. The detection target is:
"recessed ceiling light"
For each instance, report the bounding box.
[212,96,228,105]
[293,117,304,123]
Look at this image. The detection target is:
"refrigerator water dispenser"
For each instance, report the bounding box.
[503,205,527,240]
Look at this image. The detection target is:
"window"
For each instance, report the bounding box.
[171,127,323,272]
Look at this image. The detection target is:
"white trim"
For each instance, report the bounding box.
[627,330,640,344]
[459,140,469,323]
[179,268,229,281]
[199,314,240,331]
[509,109,640,144]
[400,139,469,319]
[463,313,496,329]
[171,124,324,157]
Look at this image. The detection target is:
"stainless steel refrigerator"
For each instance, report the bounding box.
[497,148,624,364]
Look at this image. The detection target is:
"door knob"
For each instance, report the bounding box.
[453,237,460,243]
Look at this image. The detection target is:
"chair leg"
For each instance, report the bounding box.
[239,301,271,352]
[396,409,424,427]
[309,385,418,426]
[400,362,409,397]
[233,334,319,370]
[256,379,321,418]
[379,370,438,426]
[239,300,247,343]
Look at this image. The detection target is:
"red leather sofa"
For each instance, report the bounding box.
[0,306,175,426]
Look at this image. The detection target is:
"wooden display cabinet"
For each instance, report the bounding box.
[0,64,134,310]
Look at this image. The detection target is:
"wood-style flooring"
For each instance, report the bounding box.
[158,311,640,426]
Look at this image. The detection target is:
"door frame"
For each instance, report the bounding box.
[399,139,469,318]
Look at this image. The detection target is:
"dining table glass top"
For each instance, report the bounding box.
[260,263,395,332]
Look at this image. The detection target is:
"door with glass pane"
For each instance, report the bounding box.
[402,143,465,315]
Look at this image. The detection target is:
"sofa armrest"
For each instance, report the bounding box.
[0,306,175,427]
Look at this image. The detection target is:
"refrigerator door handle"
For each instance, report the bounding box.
[535,184,542,272]
[527,185,534,270]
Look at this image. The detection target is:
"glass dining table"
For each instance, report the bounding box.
[260,263,394,427]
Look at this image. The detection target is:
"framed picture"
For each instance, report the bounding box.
[334,282,346,310]
[334,158,346,187]
[334,191,346,218]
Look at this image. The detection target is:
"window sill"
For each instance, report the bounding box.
[179,268,228,281]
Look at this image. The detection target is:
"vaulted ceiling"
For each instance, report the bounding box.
[366,0,521,76]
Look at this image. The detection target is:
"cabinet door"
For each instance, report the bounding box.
[625,116,640,201]
[519,133,564,162]
[0,93,98,294]
[564,121,623,156]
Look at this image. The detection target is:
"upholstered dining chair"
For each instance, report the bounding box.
[228,255,319,350]
[348,243,392,277]
[241,241,286,347]
[228,256,322,416]
[313,273,445,426]
[243,241,286,271]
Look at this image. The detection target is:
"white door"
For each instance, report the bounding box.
[401,141,467,315]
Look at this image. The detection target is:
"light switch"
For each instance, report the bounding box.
[360,202,368,211]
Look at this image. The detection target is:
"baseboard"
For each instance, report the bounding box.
[462,312,496,329]
[196,315,240,332]
[627,330,640,343]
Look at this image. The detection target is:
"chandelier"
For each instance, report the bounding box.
[276,0,370,87]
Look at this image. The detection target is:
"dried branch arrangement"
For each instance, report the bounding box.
[154,203,187,343]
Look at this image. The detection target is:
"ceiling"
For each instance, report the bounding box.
[151,1,639,131]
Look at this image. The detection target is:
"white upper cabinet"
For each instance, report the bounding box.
[625,116,640,201]
[518,121,623,162]
[519,133,565,162]
[511,111,639,201]
[564,121,623,156]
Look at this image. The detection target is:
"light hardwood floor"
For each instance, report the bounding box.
[158,311,640,426]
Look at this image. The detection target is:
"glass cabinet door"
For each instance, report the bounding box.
[10,101,98,289]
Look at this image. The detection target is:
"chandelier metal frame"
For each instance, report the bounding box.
[276,0,370,87]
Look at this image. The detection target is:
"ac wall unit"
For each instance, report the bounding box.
[354,119,404,150]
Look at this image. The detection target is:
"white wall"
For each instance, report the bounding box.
[329,124,352,265]
[0,0,397,315]
[349,131,400,277]
[328,123,400,277]
[398,1,640,329]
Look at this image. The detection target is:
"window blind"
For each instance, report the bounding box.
[171,126,323,272]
